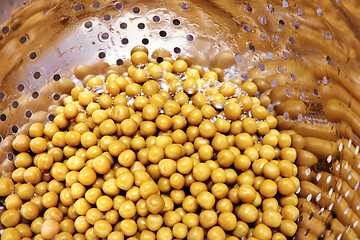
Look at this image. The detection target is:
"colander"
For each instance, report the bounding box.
[1,0,360,239]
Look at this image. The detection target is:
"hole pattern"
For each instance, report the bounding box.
[293,22,299,29]
[7,153,14,161]
[153,16,160,22]
[92,1,100,8]
[243,25,251,32]
[290,73,296,81]
[325,31,331,40]
[156,57,163,63]
[48,114,55,121]
[172,19,180,25]
[17,84,24,92]
[33,71,41,79]
[53,74,61,81]
[2,26,9,34]
[317,8,323,16]
[174,47,181,53]
[53,93,60,100]
[133,7,140,14]
[74,4,83,11]
[25,110,32,118]
[120,22,127,29]
[114,3,122,10]
[19,36,27,44]
[245,5,252,12]
[326,56,332,64]
[85,21,92,28]
[268,4,275,12]
[283,51,290,59]
[159,30,167,37]
[181,3,190,10]
[121,38,128,44]
[313,88,319,96]
[260,34,267,41]
[101,33,109,40]
[258,64,265,71]
[249,45,255,52]
[259,17,267,25]
[32,91,39,99]
[289,37,295,44]
[12,101,19,109]
[282,0,288,8]
[104,14,111,21]
[0,114,7,122]
[30,52,37,60]
[12,126,18,133]
[274,35,280,42]
[0,92,5,99]
[297,8,303,15]
[278,65,284,74]
[186,35,194,41]
[279,20,285,27]
[142,38,149,45]
[98,52,106,58]
[138,23,145,29]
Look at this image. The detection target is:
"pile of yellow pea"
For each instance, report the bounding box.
[0,46,299,240]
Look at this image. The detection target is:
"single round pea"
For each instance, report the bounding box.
[108,231,125,240]
[170,189,186,205]
[172,223,188,239]
[158,159,176,178]
[217,149,235,167]
[94,220,112,238]
[262,209,282,228]
[182,195,198,213]
[182,213,199,228]
[277,178,296,196]
[163,211,181,227]
[15,223,32,238]
[218,212,237,231]
[187,226,205,240]
[146,194,165,214]
[237,184,257,203]
[196,191,215,210]
[253,224,272,240]
[96,195,113,212]
[207,226,226,240]
[157,227,173,240]
[279,220,297,237]
[0,177,15,197]
[173,60,188,73]
[199,210,217,229]
[259,179,278,198]
[1,208,21,227]
[198,120,217,139]
[263,162,280,180]
[17,183,35,200]
[146,214,163,231]
[131,51,148,65]
[281,205,299,221]
[5,194,23,209]
[237,203,258,223]
[12,134,31,152]
[224,103,242,121]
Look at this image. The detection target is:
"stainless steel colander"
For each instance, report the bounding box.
[2,0,360,239]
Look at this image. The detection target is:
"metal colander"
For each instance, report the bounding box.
[1,0,360,239]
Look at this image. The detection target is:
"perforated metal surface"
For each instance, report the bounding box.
[1,0,360,239]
